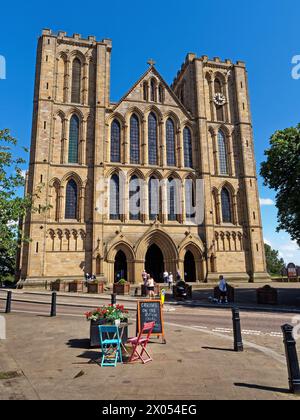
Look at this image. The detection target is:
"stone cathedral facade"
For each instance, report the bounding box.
[18,29,270,285]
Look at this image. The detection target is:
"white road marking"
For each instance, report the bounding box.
[192,326,208,329]
[192,325,283,339]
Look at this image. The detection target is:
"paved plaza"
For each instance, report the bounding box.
[0,312,299,400]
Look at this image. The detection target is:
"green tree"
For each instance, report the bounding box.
[264,243,285,276]
[0,129,45,282]
[261,125,300,246]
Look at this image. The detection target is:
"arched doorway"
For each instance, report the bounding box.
[145,244,164,283]
[184,250,196,282]
[114,250,127,282]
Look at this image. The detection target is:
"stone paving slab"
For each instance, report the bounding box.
[0,313,299,400]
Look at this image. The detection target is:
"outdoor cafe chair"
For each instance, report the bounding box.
[127,321,155,364]
[98,325,123,367]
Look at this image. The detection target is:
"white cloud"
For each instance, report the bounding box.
[264,238,272,247]
[265,238,300,265]
[260,198,275,206]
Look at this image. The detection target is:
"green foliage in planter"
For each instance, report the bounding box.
[117,279,128,286]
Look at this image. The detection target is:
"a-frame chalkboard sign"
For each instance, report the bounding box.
[137,300,166,344]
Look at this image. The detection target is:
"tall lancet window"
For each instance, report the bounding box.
[150,79,156,102]
[218,130,228,175]
[149,177,160,220]
[110,119,121,163]
[183,127,193,168]
[185,177,196,221]
[68,115,79,164]
[129,175,141,221]
[214,78,225,121]
[110,174,120,220]
[148,112,158,165]
[221,187,232,223]
[168,178,178,221]
[130,114,140,164]
[65,179,78,220]
[166,119,176,166]
[71,58,81,104]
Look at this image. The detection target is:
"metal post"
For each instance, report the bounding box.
[281,324,300,394]
[232,307,243,352]
[111,293,117,306]
[50,292,57,317]
[5,291,12,313]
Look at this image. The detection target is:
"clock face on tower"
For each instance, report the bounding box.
[213,93,226,106]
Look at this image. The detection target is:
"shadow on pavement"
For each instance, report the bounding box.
[75,350,101,365]
[202,346,234,352]
[66,338,90,350]
[234,382,290,394]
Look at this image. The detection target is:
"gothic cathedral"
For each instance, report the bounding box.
[18,29,270,286]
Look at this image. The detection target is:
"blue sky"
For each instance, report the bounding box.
[0,0,299,264]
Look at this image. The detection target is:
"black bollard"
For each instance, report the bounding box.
[111,293,117,306]
[50,292,57,317]
[281,324,300,394]
[232,307,243,352]
[5,291,12,314]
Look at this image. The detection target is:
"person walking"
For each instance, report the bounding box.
[167,272,174,290]
[163,271,169,284]
[218,275,228,304]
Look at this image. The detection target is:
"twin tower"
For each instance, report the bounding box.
[18,29,269,286]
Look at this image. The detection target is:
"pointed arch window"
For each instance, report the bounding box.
[71,58,81,103]
[218,130,228,175]
[159,85,164,103]
[185,178,196,221]
[183,127,193,168]
[166,119,176,166]
[65,179,78,220]
[129,175,141,220]
[68,115,79,164]
[110,174,120,220]
[149,176,160,220]
[148,113,158,165]
[151,79,156,102]
[221,187,232,223]
[214,78,225,121]
[110,119,121,163]
[214,78,222,94]
[130,114,140,164]
[168,178,178,221]
[143,82,148,101]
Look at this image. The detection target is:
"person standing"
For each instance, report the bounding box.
[142,270,148,297]
[218,275,228,304]
[147,274,155,299]
[84,273,90,286]
[142,270,148,285]
[163,271,169,284]
[168,272,174,290]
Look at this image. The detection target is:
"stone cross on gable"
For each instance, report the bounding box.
[147,58,156,67]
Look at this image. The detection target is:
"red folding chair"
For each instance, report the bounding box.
[127,321,155,364]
